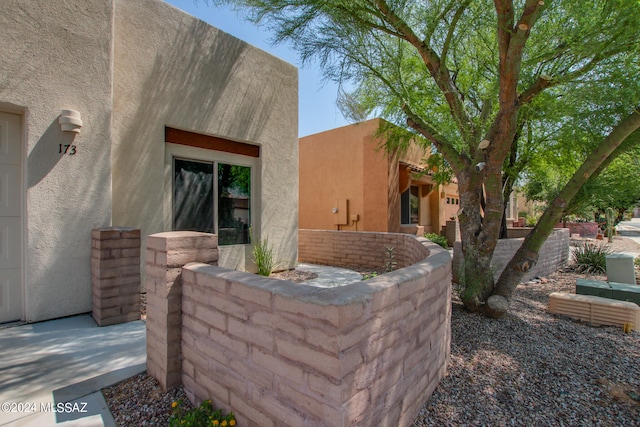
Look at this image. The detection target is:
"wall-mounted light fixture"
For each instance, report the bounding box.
[59,109,83,134]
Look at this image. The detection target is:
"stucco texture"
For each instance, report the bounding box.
[299,119,454,235]
[0,0,113,321]
[112,0,298,274]
[1,0,298,322]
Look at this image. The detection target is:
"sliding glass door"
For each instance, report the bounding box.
[173,158,251,245]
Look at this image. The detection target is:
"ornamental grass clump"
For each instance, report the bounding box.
[168,399,235,427]
[571,241,614,274]
[252,236,275,276]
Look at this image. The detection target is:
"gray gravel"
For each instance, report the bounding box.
[413,269,640,427]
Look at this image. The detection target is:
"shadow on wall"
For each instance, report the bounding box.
[27,120,75,188]
[26,115,112,320]
[113,15,287,237]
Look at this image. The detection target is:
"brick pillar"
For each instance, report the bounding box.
[91,228,141,326]
[146,231,218,390]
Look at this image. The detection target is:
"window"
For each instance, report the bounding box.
[401,185,419,225]
[173,158,251,245]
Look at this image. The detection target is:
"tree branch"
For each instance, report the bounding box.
[493,106,640,302]
[373,0,476,144]
[403,106,470,175]
[441,1,471,69]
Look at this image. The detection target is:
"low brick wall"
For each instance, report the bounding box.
[556,222,599,238]
[91,228,141,326]
[453,228,570,283]
[147,231,452,427]
[298,229,431,270]
[146,231,219,390]
[506,227,532,238]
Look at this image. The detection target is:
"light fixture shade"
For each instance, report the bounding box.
[59,109,83,133]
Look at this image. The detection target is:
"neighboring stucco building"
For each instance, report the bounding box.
[1,0,298,323]
[299,119,458,236]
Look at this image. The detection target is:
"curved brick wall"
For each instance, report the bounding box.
[146,231,452,427]
[298,229,432,269]
[452,228,570,283]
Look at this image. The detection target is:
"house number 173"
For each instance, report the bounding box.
[59,144,77,155]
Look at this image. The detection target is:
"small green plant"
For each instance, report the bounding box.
[168,399,236,427]
[252,236,275,276]
[424,232,448,249]
[525,215,538,227]
[634,256,640,268]
[384,246,397,273]
[362,271,379,280]
[572,241,614,274]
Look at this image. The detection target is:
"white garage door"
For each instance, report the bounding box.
[0,112,22,323]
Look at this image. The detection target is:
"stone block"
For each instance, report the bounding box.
[576,279,612,299]
[228,317,274,351]
[548,292,640,327]
[609,282,640,305]
[606,254,636,285]
[252,348,304,385]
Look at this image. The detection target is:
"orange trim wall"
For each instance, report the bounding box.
[299,119,459,234]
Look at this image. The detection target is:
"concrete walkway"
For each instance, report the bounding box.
[616,218,640,257]
[0,263,364,426]
[0,315,146,427]
[295,263,364,287]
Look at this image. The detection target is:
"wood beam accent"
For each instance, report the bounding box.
[165,127,260,158]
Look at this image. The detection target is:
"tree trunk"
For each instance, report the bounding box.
[489,107,640,317]
[456,165,505,312]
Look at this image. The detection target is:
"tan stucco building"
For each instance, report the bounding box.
[299,119,458,236]
[1,0,298,323]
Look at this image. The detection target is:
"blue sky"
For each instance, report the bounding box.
[164,0,351,137]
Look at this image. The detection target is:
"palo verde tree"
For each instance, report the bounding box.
[212,0,640,317]
[527,143,640,223]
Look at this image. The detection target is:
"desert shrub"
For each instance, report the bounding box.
[425,232,448,248]
[252,237,275,276]
[572,241,613,274]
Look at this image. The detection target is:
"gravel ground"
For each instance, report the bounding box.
[412,268,640,427]
[105,237,640,426]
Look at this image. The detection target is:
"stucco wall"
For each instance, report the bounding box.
[299,119,458,235]
[0,0,297,322]
[1,0,113,321]
[299,119,379,231]
[112,0,298,273]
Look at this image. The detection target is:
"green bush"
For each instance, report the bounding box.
[424,232,448,249]
[572,241,613,274]
[252,236,275,276]
[168,399,235,427]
